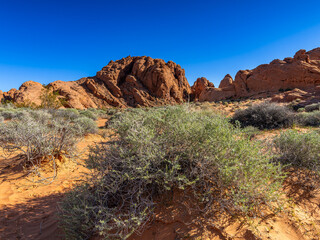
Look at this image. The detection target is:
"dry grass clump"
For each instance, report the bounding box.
[59,105,284,240]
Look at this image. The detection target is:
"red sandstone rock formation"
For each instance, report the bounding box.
[1,56,192,109]
[2,48,320,107]
[191,77,214,99]
[194,48,320,102]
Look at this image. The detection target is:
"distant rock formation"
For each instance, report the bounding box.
[191,77,214,99]
[1,48,320,108]
[194,48,320,102]
[1,56,192,109]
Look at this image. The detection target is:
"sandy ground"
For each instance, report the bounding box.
[1,117,320,240]
[0,119,107,240]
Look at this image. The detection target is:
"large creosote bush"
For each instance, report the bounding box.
[273,130,320,173]
[59,105,284,240]
[231,102,294,129]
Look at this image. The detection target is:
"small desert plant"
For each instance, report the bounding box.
[51,108,80,121]
[0,110,84,183]
[79,109,98,120]
[241,126,260,139]
[0,116,4,123]
[296,111,320,127]
[74,117,98,134]
[104,108,119,116]
[273,130,320,196]
[59,106,283,240]
[305,102,320,112]
[40,89,62,109]
[0,108,30,120]
[273,130,320,172]
[231,102,294,129]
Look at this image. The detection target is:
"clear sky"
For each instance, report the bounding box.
[1,0,320,92]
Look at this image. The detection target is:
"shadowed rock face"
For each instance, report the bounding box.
[1,56,192,109]
[193,48,320,101]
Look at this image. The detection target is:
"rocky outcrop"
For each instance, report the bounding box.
[218,74,233,89]
[2,48,320,107]
[194,48,320,102]
[14,81,45,105]
[1,56,192,109]
[191,77,214,99]
[1,81,45,106]
[192,75,236,102]
[0,90,3,103]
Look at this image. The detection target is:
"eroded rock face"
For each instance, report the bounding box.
[1,56,192,109]
[192,77,214,99]
[219,74,233,89]
[0,90,3,103]
[15,81,45,105]
[234,48,320,97]
[194,48,320,102]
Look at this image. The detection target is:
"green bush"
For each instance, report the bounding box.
[40,88,62,109]
[296,111,320,127]
[231,102,294,129]
[305,102,320,112]
[0,108,30,120]
[273,130,320,172]
[74,117,98,134]
[59,106,283,239]
[241,126,260,139]
[79,109,98,120]
[51,108,80,121]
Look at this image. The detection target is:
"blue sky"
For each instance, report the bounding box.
[1,0,320,92]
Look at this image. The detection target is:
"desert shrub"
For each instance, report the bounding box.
[0,110,83,183]
[0,116,4,123]
[241,126,260,139]
[0,108,30,120]
[79,109,98,120]
[305,102,320,112]
[59,106,283,240]
[40,89,62,109]
[104,108,119,116]
[273,130,320,172]
[296,111,320,127]
[0,109,17,120]
[231,102,294,129]
[74,117,98,134]
[51,108,80,121]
